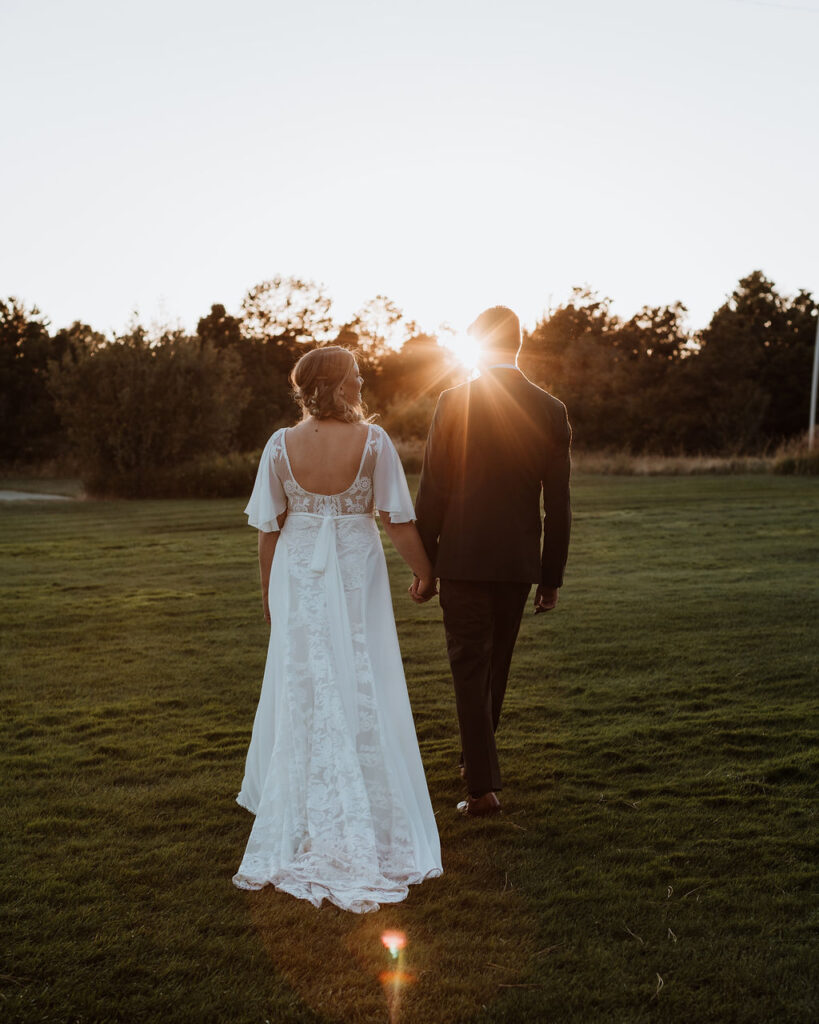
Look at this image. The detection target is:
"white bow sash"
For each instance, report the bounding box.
[287,512,374,733]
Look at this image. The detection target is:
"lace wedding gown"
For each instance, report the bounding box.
[233,423,442,912]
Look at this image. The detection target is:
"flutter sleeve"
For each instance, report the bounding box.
[244,431,287,532]
[373,426,416,524]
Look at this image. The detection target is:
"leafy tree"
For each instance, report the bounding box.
[49,321,106,366]
[523,292,703,452]
[334,295,421,406]
[521,289,623,448]
[611,303,692,451]
[240,276,333,349]
[612,303,689,367]
[48,326,247,495]
[763,287,818,439]
[374,332,461,432]
[0,298,58,461]
[345,296,413,375]
[196,304,242,351]
[692,271,817,451]
[224,278,337,449]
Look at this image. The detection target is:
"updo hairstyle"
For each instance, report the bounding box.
[290,345,366,423]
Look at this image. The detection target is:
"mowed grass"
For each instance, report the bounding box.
[1,474,817,1024]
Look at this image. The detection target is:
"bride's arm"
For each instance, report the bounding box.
[379,516,436,598]
[258,531,278,624]
[257,512,286,623]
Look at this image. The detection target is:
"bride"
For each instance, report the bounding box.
[233,345,442,912]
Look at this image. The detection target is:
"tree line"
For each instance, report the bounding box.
[1,270,816,492]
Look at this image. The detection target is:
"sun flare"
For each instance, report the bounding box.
[441,331,481,374]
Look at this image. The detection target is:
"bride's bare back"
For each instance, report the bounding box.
[284,419,370,496]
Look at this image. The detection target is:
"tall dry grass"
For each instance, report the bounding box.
[392,434,819,477]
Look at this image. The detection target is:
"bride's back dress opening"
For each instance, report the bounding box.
[233,423,442,912]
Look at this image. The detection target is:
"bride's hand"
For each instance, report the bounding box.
[408,575,438,603]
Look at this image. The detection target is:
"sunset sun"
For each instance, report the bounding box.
[441,331,481,374]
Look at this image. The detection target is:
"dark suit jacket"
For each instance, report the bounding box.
[415,367,571,587]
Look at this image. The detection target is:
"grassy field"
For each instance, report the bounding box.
[1,475,817,1024]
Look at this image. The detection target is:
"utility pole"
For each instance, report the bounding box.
[810,313,819,449]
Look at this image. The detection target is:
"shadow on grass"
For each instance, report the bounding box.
[247,840,542,1024]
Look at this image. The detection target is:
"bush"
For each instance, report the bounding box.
[85,442,426,499]
[85,450,260,498]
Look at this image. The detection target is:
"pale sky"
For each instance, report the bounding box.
[2,0,817,340]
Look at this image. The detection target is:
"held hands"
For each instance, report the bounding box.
[407,578,556,609]
[408,575,438,604]
[534,585,559,614]
[407,579,556,608]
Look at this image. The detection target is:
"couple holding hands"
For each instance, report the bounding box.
[232,305,571,914]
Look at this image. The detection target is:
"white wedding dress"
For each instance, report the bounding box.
[233,423,442,912]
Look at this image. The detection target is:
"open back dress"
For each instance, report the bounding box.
[233,422,442,912]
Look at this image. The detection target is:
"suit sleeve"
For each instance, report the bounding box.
[541,403,572,588]
[414,393,450,567]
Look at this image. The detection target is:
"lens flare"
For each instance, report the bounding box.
[381,930,407,958]
[379,969,415,985]
[379,931,412,1024]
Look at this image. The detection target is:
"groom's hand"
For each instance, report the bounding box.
[409,576,438,603]
[534,585,558,613]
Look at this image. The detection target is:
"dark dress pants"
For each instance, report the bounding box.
[438,579,531,798]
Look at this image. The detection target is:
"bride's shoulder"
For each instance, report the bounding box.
[366,421,392,448]
[261,427,288,457]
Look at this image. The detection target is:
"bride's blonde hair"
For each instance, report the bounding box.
[290,346,368,422]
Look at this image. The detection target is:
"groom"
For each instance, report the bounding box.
[413,306,572,817]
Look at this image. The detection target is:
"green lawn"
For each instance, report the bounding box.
[1,475,816,1024]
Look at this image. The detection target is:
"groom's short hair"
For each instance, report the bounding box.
[468,306,521,353]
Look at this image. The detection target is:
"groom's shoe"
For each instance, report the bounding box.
[457,792,502,818]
